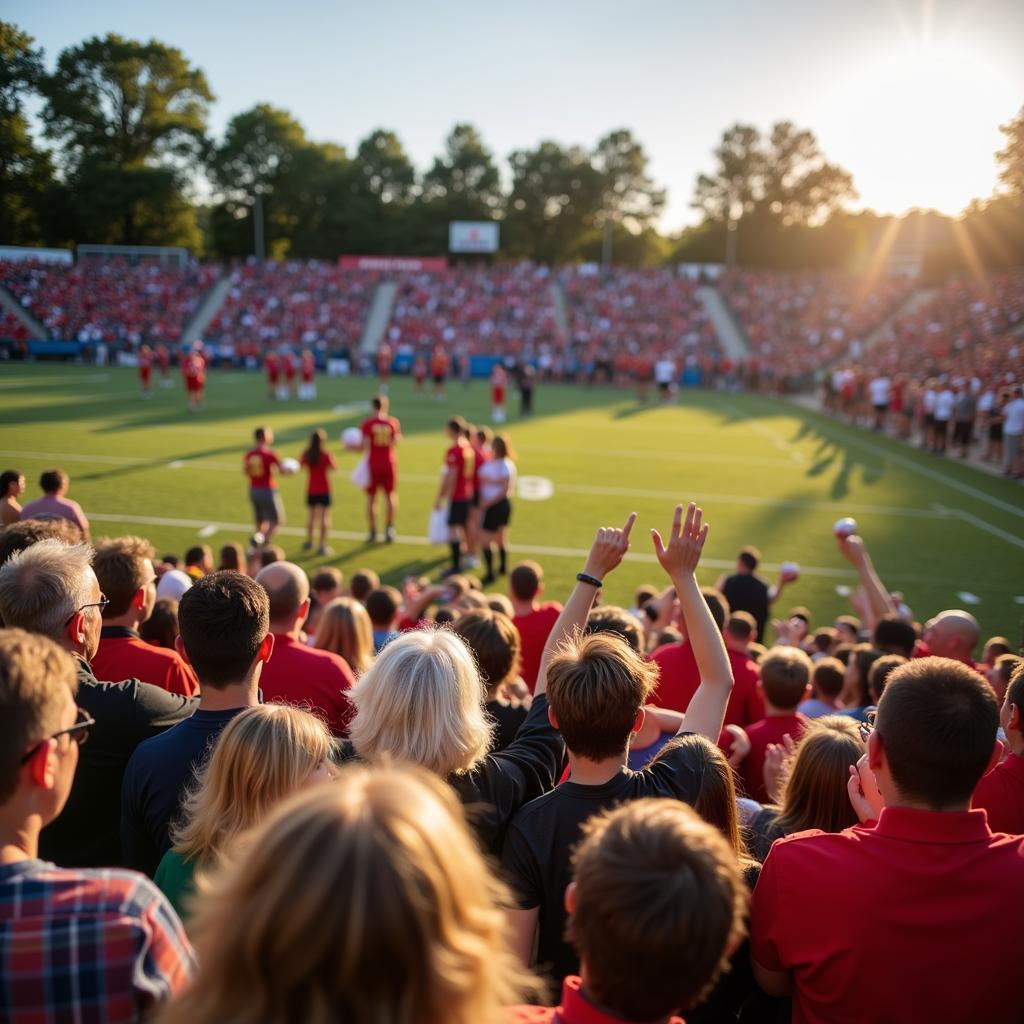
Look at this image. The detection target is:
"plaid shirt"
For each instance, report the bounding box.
[0,859,195,1023]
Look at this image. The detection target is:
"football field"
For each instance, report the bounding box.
[2,364,1022,643]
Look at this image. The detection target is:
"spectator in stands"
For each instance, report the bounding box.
[509,799,745,1024]
[839,644,882,719]
[508,560,562,693]
[453,608,527,752]
[348,567,379,604]
[92,536,198,697]
[972,662,1024,835]
[741,647,810,802]
[868,653,907,705]
[216,542,245,572]
[314,597,374,677]
[0,629,195,1020]
[0,469,24,526]
[121,572,272,876]
[304,565,343,637]
[255,561,355,734]
[20,468,90,540]
[872,613,917,657]
[715,546,791,642]
[364,585,402,653]
[922,609,981,668]
[987,653,1021,703]
[798,657,845,718]
[0,516,82,566]
[502,504,734,985]
[183,545,213,580]
[162,765,539,1024]
[751,657,1024,1021]
[156,568,192,601]
[139,598,180,651]
[982,636,1012,668]
[0,539,194,868]
[154,704,335,917]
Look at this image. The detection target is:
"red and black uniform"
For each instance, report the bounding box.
[360,414,400,495]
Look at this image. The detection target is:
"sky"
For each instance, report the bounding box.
[8,0,1024,231]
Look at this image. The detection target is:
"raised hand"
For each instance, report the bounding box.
[763,732,798,802]
[582,511,637,581]
[836,533,868,567]
[651,502,708,580]
[847,753,885,823]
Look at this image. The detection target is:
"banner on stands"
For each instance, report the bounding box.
[339,255,448,272]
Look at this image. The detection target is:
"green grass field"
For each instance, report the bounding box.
[2,363,1022,645]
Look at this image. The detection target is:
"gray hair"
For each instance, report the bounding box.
[0,540,94,640]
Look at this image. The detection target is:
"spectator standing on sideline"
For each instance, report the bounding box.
[299,428,336,555]
[255,561,356,734]
[92,536,199,697]
[360,395,401,543]
[20,468,90,541]
[183,545,213,580]
[0,540,194,868]
[509,560,562,693]
[715,546,792,642]
[0,629,195,1022]
[121,572,273,876]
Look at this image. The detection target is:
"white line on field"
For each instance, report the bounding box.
[722,403,807,465]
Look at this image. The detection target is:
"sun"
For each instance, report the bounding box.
[820,42,1017,216]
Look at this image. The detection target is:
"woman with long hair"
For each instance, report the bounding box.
[158,765,540,1024]
[217,541,245,572]
[139,598,180,651]
[477,433,517,586]
[749,715,865,862]
[299,428,336,555]
[154,704,335,917]
[840,644,882,720]
[314,597,375,677]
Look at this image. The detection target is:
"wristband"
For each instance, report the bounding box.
[576,571,603,588]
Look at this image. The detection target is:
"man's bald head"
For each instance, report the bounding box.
[924,610,980,662]
[256,561,310,628]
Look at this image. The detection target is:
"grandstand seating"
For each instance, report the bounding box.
[0,309,31,344]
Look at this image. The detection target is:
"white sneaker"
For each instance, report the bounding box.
[462,555,479,569]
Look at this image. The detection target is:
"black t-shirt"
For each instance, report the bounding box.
[749,805,785,862]
[39,659,195,869]
[486,699,529,752]
[722,572,770,640]
[500,740,700,986]
[120,705,249,876]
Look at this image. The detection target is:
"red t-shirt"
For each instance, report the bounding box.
[360,415,400,466]
[258,634,355,736]
[751,807,1024,1024]
[244,448,281,489]
[972,753,1024,835]
[512,603,562,693]
[742,714,806,803]
[182,355,204,384]
[91,631,199,697]
[300,450,336,496]
[265,353,280,380]
[649,642,764,727]
[508,976,686,1024]
[445,441,475,501]
[300,355,315,381]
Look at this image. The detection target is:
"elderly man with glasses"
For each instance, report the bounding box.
[0,540,194,869]
[0,628,194,1022]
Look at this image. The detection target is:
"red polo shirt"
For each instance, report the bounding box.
[750,807,1024,1024]
[91,627,198,697]
[512,603,562,693]
[742,714,806,802]
[257,633,355,736]
[508,975,685,1024]
[973,753,1024,835]
[649,641,763,727]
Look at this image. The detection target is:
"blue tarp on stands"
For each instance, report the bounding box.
[29,340,82,357]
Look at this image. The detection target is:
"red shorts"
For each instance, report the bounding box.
[492,387,505,404]
[186,378,203,394]
[140,369,151,384]
[301,372,314,383]
[268,372,279,384]
[367,462,396,494]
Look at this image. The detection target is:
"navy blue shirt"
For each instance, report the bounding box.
[120,707,249,876]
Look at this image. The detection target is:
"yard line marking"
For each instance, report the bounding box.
[197,525,218,537]
[946,508,1024,551]
[723,402,806,465]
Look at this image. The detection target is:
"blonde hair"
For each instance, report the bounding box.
[315,597,374,676]
[775,715,864,836]
[171,705,333,866]
[349,627,493,776]
[159,764,540,1024]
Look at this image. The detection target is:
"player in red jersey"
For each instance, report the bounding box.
[281,350,297,401]
[435,417,476,575]
[182,344,206,412]
[299,428,336,554]
[244,425,289,544]
[264,350,280,400]
[412,353,427,395]
[430,345,449,401]
[490,363,508,423]
[138,344,153,399]
[360,394,401,543]
[154,343,171,387]
[377,342,393,394]
[299,349,316,401]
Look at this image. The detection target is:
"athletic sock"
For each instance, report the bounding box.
[498,546,507,573]
[483,548,493,576]
[450,541,461,573]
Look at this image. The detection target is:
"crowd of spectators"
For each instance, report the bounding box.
[1,473,1022,1023]
[0,258,219,347]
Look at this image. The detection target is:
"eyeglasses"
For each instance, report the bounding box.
[20,707,96,764]
[63,595,110,627]
[858,709,877,743]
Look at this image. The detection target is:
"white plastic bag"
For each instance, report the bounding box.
[427,507,449,545]
[349,456,370,489]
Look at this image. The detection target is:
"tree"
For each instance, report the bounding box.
[592,129,665,230]
[354,129,416,205]
[41,34,212,246]
[0,21,58,244]
[996,104,1024,199]
[422,123,502,217]
[504,141,603,263]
